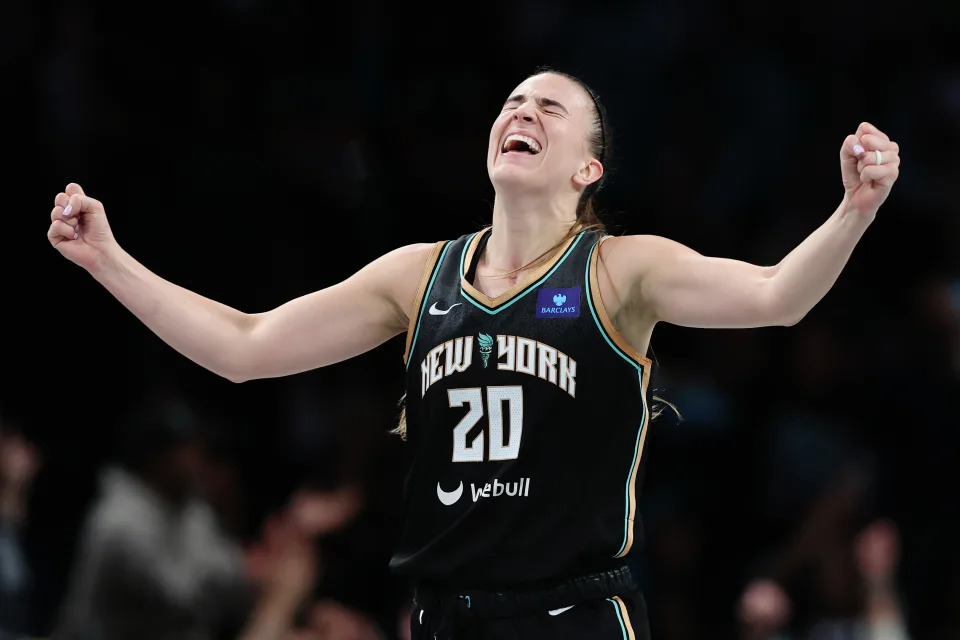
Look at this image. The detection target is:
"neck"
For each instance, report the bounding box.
[486,191,579,273]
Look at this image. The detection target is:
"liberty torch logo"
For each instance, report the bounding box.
[478,332,494,368]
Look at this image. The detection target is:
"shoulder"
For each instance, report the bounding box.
[362,241,451,323]
[596,234,689,279]
[600,233,687,256]
[379,241,446,267]
[362,242,446,285]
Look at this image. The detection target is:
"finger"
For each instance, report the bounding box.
[65,193,104,217]
[860,164,899,186]
[65,183,86,197]
[53,192,75,218]
[855,122,889,142]
[858,134,899,154]
[857,149,900,171]
[48,220,79,242]
[50,206,81,227]
[840,134,863,162]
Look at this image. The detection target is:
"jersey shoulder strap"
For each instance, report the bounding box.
[402,238,458,364]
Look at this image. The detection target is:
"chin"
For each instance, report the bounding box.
[489,163,545,193]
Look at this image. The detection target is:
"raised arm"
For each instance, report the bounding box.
[47,183,434,383]
[608,122,900,329]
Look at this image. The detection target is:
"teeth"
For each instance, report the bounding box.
[502,133,542,154]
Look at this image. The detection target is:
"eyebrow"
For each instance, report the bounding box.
[504,94,569,114]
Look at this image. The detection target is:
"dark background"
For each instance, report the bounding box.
[4,0,960,637]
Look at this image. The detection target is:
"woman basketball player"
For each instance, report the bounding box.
[45,69,900,639]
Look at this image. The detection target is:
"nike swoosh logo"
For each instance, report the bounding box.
[436,481,463,506]
[548,605,575,616]
[429,302,461,316]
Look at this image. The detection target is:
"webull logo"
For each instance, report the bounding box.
[436,477,531,506]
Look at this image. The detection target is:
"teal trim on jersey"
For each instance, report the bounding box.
[614,368,647,557]
[458,231,586,315]
[458,231,481,280]
[606,598,630,639]
[583,242,643,371]
[405,241,454,371]
[583,241,649,558]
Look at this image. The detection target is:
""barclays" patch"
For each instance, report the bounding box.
[535,287,580,318]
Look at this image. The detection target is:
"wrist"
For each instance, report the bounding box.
[259,585,307,616]
[838,195,877,226]
[90,244,130,283]
[239,592,303,640]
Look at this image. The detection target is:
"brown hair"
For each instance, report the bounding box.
[533,67,611,228]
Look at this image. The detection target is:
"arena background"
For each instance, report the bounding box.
[4,0,960,638]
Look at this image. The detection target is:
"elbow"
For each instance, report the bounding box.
[772,296,809,326]
[780,311,806,327]
[213,359,252,384]
[219,350,259,384]
[763,279,807,327]
[216,322,259,384]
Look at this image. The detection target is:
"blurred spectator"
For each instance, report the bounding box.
[287,485,363,540]
[52,391,253,640]
[0,421,41,637]
[237,512,318,640]
[737,473,910,640]
[287,484,385,639]
[240,483,383,640]
[297,599,384,640]
[739,579,792,640]
[198,425,249,541]
[854,520,909,639]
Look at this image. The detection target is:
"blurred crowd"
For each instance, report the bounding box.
[6,0,960,638]
[1,393,403,640]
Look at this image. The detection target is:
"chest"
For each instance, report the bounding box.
[471,270,523,300]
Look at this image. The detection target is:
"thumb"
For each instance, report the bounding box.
[840,135,865,184]
[840,135,865,168]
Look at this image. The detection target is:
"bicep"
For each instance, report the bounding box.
[242,244,432,379]
[631,237,781,329]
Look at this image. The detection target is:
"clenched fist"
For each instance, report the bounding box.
[841,122,900,221]
[47,182,117,272]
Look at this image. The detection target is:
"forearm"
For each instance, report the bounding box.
[769,198,872,323]
[92,246,254,381]
[236,591,302,640]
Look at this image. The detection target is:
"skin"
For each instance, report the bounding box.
[45,72,901,384]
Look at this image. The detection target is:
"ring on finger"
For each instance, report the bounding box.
[876,150,883,165]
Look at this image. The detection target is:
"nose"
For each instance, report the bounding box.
[513,101,538,124]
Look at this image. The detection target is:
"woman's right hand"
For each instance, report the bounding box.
[47,182,118,272]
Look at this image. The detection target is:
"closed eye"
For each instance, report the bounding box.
[501,106,563,118]
[502,94,569,116]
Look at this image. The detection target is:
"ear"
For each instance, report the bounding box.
[573,158,604,190]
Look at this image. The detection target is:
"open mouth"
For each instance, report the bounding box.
[501,133,542,155]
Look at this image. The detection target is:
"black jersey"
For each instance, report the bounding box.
[390,228,652,588]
